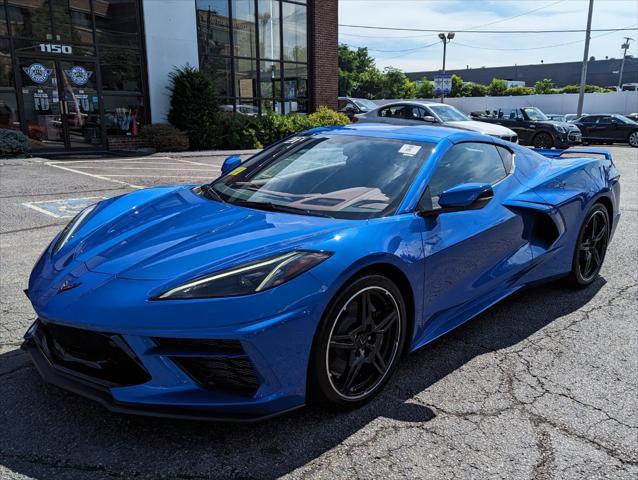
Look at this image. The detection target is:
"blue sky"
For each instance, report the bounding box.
[338,0,638,73]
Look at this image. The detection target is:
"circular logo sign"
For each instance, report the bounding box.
[22,63,52,85]
[66,66,93,86]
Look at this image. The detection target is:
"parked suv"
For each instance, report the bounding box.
[574,114,638,147]
[357,101,518,142]
[471,107,581,148]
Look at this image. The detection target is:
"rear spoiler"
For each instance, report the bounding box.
[532,147,612,161]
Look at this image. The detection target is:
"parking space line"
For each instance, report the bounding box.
[101,175,213,178]
[62,166,213,171]
[174,158,220,167]
[46,162,143,189]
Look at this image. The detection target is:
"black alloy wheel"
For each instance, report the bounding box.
[567,204,610,287]
[310,275,406,407]
[533,132,554,149]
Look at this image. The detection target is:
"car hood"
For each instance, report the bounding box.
[53,186,355,281]
[546,121,580,130]
[444,120,516,136]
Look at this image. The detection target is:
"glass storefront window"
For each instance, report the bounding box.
[259,60,280,98]
[103,95,145,136]
[94,0,139,46]
[0,91,20,130]
[235,57,256,98]
[1,39,13,87]
[197,0,232,58]
[7,0,52,40]
[51,0,94,44]
[231,0,256,58]
[258,0,280,61]
[283,62,307,98]
[282,1,306,62]
[100,47,142,92]
[1,3,7,36]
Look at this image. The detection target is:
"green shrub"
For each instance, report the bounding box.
[139,124,189,152]
[167,65,218,150]
[461,82,488,97]
[487,78,508,96]
[559,84,612,94]
[504,86,534,96]
[0,128,29,157]
[198,106,351,151]
[534,78,555,94]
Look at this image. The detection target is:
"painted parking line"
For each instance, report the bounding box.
[63,166,213,171]
[100,175,214,178]
[22,196,106,219]
[46,162,143,189]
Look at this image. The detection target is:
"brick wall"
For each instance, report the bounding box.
[309,0,339,111]
[107,136,151,151]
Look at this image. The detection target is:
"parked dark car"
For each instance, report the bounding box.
[471,107,582,148]
[574,114,638,147]
[625,113,638,123]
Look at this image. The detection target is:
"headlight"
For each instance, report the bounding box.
[52,204,96,255]
[554,124,566,133]
[156,250,332,300]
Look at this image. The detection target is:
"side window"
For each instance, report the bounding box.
[409,106,427,120]
[496,146,514,174]
[597,116,611,124]
[428,143,508,201]
[380,106,406,118]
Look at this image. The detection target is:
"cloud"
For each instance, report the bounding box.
[338,0,637,73]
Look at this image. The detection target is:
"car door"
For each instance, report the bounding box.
[609,116,630,141]
[576,115,597,139]
[593,116,614,140]
[417,142,532,342]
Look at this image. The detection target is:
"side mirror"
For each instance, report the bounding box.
[221,155,242,175]
[420,183,494,216]
[421,115,437,123]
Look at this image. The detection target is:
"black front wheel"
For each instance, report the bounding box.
[309,274,407,407]
[533,132,554,149]
[566,204,610,288]
[628,131,638,148]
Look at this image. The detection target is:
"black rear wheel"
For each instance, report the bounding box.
[566,204,610,288]
[309,274,406,407]
[533,132,554,149]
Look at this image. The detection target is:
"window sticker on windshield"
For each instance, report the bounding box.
[229,167,247,176]
[283,136,305,144]
[399,144,421,156]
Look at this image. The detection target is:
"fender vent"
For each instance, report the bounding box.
[531,212,559,249]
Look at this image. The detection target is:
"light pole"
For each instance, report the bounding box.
[576,0,594,118]
[438,32,455,102]
[618,37,634,89]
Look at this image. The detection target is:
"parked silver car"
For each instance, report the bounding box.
[357,101,519,142]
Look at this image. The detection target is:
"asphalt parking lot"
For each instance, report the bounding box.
[0,146,636,480]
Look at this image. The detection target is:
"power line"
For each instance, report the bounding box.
[462,0,567,31]
[339,25,638,34]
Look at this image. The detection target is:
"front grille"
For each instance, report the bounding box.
[152,337,260,397]
[34,320,150,387]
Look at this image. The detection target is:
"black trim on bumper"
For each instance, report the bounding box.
[21,338,301,423]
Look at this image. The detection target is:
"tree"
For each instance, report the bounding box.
[352,68,385,99]
[338,44,377,97]
[461,82,488,97]
[417,77,435,98]
[382,67,417,99]
[534,78,555,94]
[167,65,218,150]
[450,74,464,97]
[504,86,534,96]
[487,78,508,96]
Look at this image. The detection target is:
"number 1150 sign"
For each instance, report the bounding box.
[39,43,73,55]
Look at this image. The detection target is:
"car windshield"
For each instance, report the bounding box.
[429,105,469,122]
[207,135,434,219]
[353,98,378,112]
[522,107,548,121]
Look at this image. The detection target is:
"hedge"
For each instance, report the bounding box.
[0,129,29,157]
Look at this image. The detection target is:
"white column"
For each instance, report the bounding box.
[142,0,199,123]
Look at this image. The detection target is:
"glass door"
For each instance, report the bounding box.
[58,60,102,150]
[18,59,66,151]
[19,59,103,151]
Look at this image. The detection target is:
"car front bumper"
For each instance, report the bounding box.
[22,297,322,421]
[555,130,582,148]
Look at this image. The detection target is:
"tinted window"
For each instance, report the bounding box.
[379,105,409,118]
[429,142,508,198]
[496,146,514,174]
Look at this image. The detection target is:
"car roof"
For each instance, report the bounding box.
[375,100,447,108]
[305,123,489,144]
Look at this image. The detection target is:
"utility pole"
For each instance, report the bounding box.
[618,37,634,89]
[577,0,594,117]
[438,32,455,103]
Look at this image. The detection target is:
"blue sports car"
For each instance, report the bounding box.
[23,124,620,420]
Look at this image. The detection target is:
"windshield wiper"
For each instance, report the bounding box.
[199,184,225,203]
[233,200,334,218]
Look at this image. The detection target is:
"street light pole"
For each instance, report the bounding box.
[576,0,594,117]
[618,37,634,89]
[438,32,454,103]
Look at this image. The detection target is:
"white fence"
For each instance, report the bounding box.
[375,91,638,116]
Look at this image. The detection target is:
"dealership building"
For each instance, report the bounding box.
[0,0,338,153]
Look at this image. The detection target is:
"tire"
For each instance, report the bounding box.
[628,131,638,148]
[309,274,407,408]
[565,203,610,288]
[533,132,554,149]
